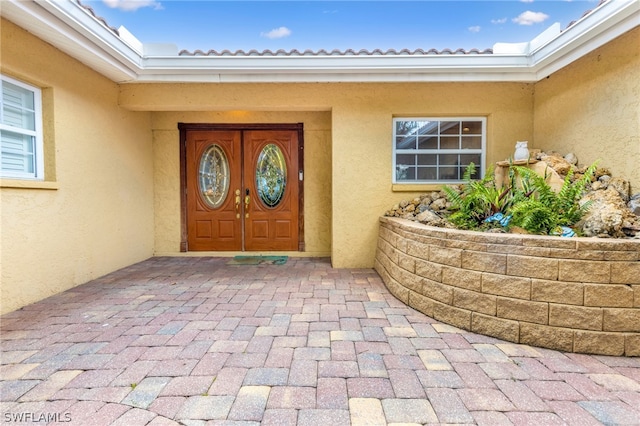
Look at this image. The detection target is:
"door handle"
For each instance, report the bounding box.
[235,189,241,219]
[244,189,250,218]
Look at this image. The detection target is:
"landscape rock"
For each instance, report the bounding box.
[564,152,578,165]
[384,148,639,238]
[415,209,444,226]
[540,154,574,176]
[529,162,565,193]
[578,187,636,238]
[629,193,640,216]
[608,177,630,202]
[594,167,612,181]
[430,198,448,211]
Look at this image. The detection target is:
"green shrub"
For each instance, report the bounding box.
[444,161,597,235]
[509,163,596,234]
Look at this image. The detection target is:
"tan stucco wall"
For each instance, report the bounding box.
[150,111,332,256]
[121,82,533,267]
[534,27,640,191]
[0,19,154,314]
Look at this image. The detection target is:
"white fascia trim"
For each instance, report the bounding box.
[134,71,538,83]
[135,54,534,83]
[37,1,143,70]
[3,0,638,84]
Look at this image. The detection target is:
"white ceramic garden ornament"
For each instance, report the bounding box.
[514,141,530,161]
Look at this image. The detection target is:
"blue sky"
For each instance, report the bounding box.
[84,0,599,52]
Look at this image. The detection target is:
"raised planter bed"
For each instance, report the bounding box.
[375,216,640,356]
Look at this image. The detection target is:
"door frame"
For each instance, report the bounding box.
[178,123,305,252]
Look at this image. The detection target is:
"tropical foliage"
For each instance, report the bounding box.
[443,161,597,235]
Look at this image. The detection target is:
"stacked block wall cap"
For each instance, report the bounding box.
[375,217,640,356]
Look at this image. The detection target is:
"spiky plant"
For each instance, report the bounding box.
[443,160,598,235]
[443,163,515,230]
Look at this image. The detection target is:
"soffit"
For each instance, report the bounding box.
[1,0,638,84]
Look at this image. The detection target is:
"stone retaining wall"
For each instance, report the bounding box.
[374,217,640,356]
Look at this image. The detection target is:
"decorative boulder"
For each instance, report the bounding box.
[415,209,445,226]
[540,154,573,176]
[629,193,640,216]
[578,187,636,238]
[529,162,565,193]
[564,152,578,165]
[608,177,631,202]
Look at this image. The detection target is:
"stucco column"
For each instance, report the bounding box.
[331,105,393,268]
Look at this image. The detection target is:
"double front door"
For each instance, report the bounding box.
[180,124,303,251]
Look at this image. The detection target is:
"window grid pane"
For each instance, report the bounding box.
[393,118,484,183]
[2,82,36,131]
[1,75,42,179]
[1,130,35,173]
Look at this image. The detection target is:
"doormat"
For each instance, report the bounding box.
[227,256,288,265]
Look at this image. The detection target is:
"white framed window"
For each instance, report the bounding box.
[393,117,485,183]
[1,74,44,180]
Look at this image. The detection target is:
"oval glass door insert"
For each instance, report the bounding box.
[256,143,287,208]
[199,144,229,209]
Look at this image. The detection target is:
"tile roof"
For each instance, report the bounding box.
[5,0,629,83]
[76,0,119,35]
[566,0,608,29]
[177,47,494,57]
[75,0,607,58]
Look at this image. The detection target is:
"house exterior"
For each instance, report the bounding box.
[1,0,638,314]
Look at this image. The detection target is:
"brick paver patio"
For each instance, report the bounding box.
[1,257,639,425]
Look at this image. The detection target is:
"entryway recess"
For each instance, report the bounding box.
[179,123,304,252]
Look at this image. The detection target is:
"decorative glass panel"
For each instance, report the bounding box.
[256,143,287,208]
[198,144,229,209]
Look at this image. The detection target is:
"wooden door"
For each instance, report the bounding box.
[244,130,299,251]
[186,130,242,251]
[182,125,302,252]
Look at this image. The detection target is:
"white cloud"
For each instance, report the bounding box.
[260,26,292,39]
[102,0,162,11]
[468,26,481,33]
[521,0,535,3]
[491,17,508,24]
[512,10,549,25]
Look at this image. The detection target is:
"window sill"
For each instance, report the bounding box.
[392,183,445,192]
[1,179,59,190]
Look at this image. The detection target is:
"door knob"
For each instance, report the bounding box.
[235,189,241,219]
[245,189,250,218]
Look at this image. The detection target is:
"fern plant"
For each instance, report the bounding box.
[443,161,597,235]
[443,163,516,230]
[508,162,597,234]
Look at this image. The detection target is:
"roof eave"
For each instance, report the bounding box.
[530,0,640,80]
[136,54,535,83]
[1,0,141,82]
[1,0,638,84]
